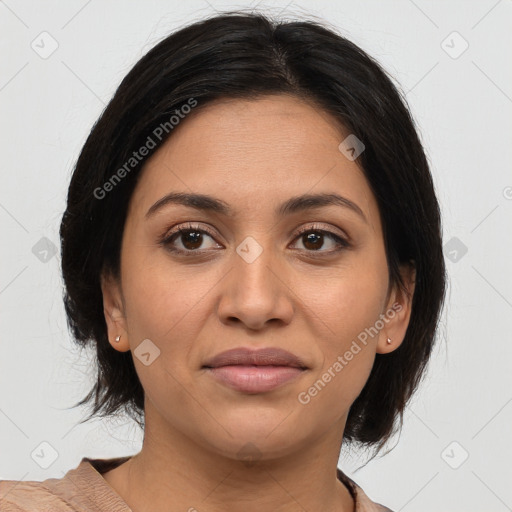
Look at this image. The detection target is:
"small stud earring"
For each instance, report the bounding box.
[114,335,121,343]
[386,337,392,345]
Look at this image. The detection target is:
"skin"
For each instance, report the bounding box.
[100,94,415,512]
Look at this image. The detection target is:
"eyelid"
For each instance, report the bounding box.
[291,222,348,241]
[159,222,221,247]
[159,221,351,253]
[161,221,348,240]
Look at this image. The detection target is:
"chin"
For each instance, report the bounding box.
[197,413,309,461]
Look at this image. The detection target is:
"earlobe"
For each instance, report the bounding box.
[101,272,130,352]
[376,262,416,354]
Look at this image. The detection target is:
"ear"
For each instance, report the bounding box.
[376,261,416,355]
[100,271,130,353]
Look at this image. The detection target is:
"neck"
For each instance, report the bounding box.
[103,403,355,512]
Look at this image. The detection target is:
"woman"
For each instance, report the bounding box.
[0,10,446,512]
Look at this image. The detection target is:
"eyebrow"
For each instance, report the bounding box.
[145,192,367,223]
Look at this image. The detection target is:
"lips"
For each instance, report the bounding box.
[202,347,308,394]
[202,347,308,370]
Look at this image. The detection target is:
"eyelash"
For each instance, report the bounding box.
[158,222,350,257]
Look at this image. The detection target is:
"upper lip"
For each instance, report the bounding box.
[203,347,308,369]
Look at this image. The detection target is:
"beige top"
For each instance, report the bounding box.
[0,456,393,511]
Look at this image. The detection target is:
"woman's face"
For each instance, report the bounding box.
[102,94,414,461]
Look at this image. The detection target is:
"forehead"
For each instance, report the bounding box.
[128,95,379,228]
[166,94,350,159]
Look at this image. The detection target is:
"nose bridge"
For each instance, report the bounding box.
[217,234,293,328]
[239,240,275,285]
[234,233,279,300]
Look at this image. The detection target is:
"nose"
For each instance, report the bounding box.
[216,239,294,331]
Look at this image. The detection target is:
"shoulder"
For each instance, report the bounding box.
[0,456,133,512]
[337,467,395,512]
[0,478,73,511]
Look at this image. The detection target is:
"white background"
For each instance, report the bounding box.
[1,1,511,511]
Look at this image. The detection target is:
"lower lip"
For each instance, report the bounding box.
[205,365,305,393]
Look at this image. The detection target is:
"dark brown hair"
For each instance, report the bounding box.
[60,10,446,459]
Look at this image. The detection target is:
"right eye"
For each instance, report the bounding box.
[159,223,223,255]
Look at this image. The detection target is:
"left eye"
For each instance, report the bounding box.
[160,224,349,255]
[291,229,348,252]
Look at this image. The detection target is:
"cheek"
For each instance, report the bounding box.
[296,256,387,403]
[121,242,215,341]
[303,258,388,345]
[120,260,213,410]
